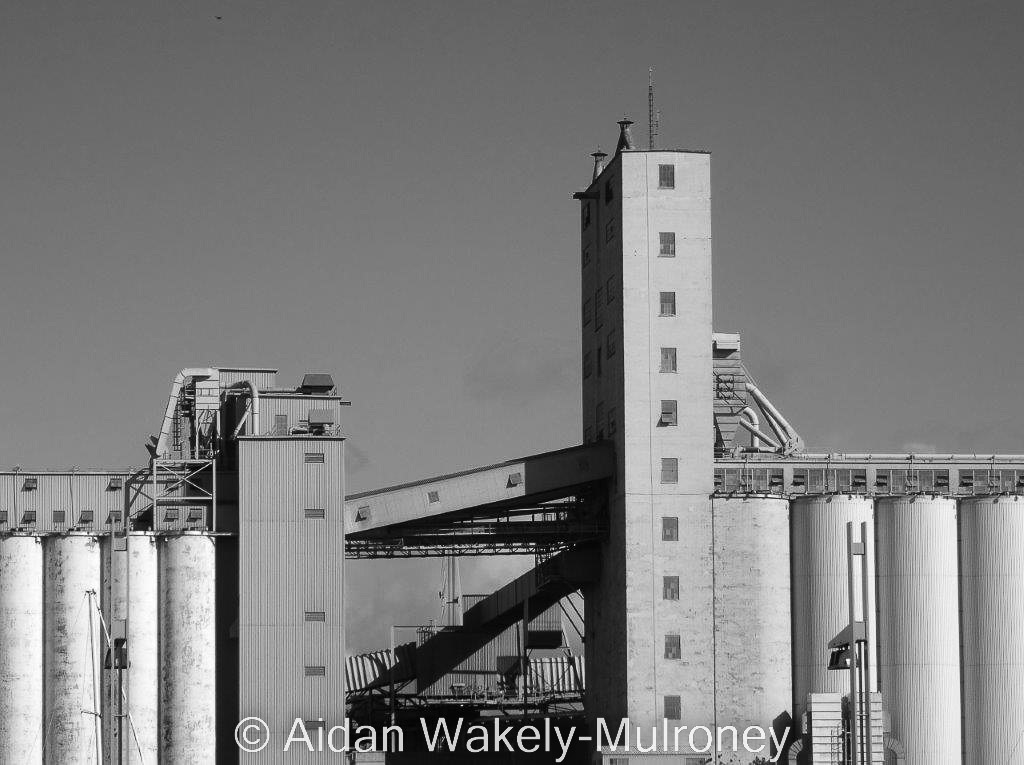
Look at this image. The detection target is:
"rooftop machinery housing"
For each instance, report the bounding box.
[2,119,1024,764]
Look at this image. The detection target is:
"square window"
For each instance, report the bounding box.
[663,575,679,600]
[661,458,678,484]
[664,694,681,720]
[583,298,592,326]
[658,164,675,189]
[606,332,616,357]
[659,232,676,256]
[659,292,676,316]
[604,179,614,204]
[583,352,592,379]
[605,220,614,243]
[665,634,681,659]
[662,517,679,541]
[659,400,677,426]
[605,276,615,302]
[660,347,677,373]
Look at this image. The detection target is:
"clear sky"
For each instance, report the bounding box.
[2,1,1022,650]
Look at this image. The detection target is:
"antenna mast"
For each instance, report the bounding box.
[648,67,657,150]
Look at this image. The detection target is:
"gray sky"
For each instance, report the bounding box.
[2,1,1022,650]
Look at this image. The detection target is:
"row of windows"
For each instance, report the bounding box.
[583,405,617,442]
[583,230,677,265]
[581,163,674,237]
[581,280,617,329]
[582,334,617,380]
[583,288,675,327]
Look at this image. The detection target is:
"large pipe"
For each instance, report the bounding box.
[153,368,218,458]
[738,407,782,449]
[230,381,260,437]
[745,382,803,454]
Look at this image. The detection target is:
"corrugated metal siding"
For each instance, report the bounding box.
[238,437,345,764]
[256,396,345,436]
[876,496,960,764]
[0,473,129,533]
[959,495,1024,765]
[791,496,876,720]
[415,601,565,698]
[218,368,278,390]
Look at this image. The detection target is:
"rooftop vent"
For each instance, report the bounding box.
[615,117,635,154]
[591,148,608,181]
[298,373,335,395]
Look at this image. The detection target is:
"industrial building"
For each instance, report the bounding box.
[2,117,1023,764]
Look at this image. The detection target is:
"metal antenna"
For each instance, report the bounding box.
[648,67,657,150]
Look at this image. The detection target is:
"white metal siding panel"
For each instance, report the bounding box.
[876,496,960,764]
[791,496,876,720]
[959,495,1024,765]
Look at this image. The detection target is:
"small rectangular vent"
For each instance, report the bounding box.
[53,511,66,524]
[304,508,326,519]
[304,452,325,464]
[305,611,326,622]
[304,666,326,677]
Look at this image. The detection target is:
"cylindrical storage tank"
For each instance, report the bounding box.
[101,533,159,764]
[791,495,875,719]
[876,496,960,764]
[44,534,103,763]
[712,497,793,743]
[159,533,216,763]
[0,536,44,764]
[960,495,1024,764]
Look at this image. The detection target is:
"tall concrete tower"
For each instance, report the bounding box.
[576,121,715,734]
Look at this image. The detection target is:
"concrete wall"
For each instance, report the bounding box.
[582,149,714,738]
